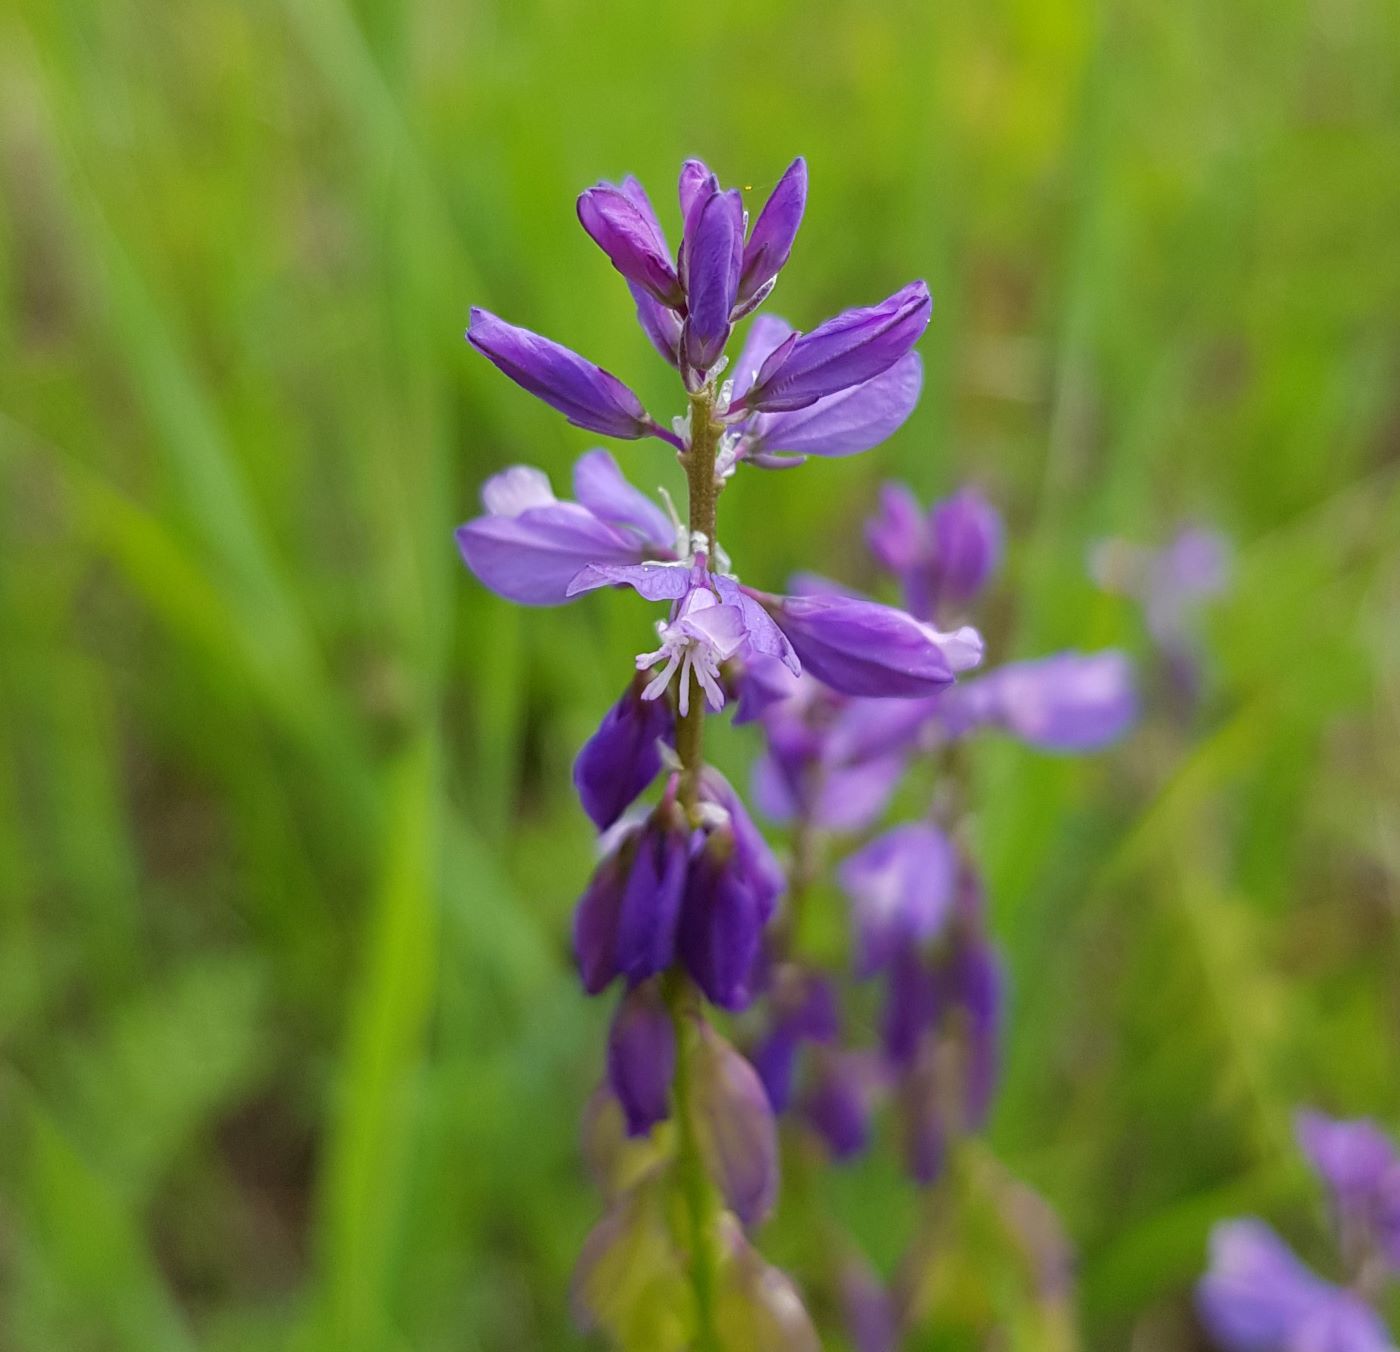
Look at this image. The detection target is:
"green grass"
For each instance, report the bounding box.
[1,0,1399,1346]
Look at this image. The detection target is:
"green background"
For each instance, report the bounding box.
[2,0,1398,1346]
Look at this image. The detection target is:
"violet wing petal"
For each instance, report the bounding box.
[572,448,675,550]
[615,827,689,982]
[747,354,922,460]
[682,188,743,372]
[456,503,642,607]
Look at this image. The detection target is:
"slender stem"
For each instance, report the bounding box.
[663,972,721,1352]
[677,386,721,816]
[667,385,725,1348]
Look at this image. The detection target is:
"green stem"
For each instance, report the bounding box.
[677,386,721,817]
[664,972,722,1352]
[667,385,725,1349]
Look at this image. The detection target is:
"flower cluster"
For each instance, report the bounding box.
[457,156,970,1348]
[735,481,1135,1342]
[1198,1110,1400,1351]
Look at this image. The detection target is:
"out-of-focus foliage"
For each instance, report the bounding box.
[0,0,1397,1347]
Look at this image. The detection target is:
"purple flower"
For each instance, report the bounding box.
[730,281,931,415]
[838,1257,898,1352]
[456,451,675,606]
[751,966,840,1112]
[948,934,1004,1129]
[866,483,1003,621]
[882,944,938,1068]
[692,1023,779,1226]
[839,823,958,976]
[466,308,674,443]
[573,844,633,996]
[1197,1219,1395,1352]
[770,592,982,698]
[802,1051,880,1160]
[614,813,691,983]
[736,157,807,312]
[576,178,682,308]
[676,816,777,1012]
[1296,1110,1400,1269]
[573,677,675,832]
[940,651,1137,752]
[607,982,676,1137]
[1146,525,1232,645]
[680,181,743,376]
[568,567,799,717]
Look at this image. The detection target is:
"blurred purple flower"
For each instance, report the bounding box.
[839,823,958,976]
[802,1051,881,1160]
[607,982,676,1137]
[941,651,1137,752]
[866,482,1003,621]
[692,1023,780,1226]
[1296,1110,1400,1271]
[1197,1219,1395,1352]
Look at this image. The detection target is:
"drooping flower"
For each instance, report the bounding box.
[607,982,677,1137]
[1196,1219,1395,1352]
[574,675,677,832]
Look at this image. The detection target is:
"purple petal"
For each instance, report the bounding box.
[629,279,683,366]
[577,183,682,308]
[773,592,983,698]
[681,187,743,373]
[751,1027,802,1113]
[824,695,938,766]
[731,315,796,400]
[678,158,713,221]
[882,945,937,1066]
[1296,1110,1400,1259]
[607,982,677,1137]
[573,841,635,995]
[866,481,928,576]
[927,486,1004,612]
[692,1025,779,1227]
[566,559,694,601]
[734,281,932,415]
[699,771,786,922]
[573,678,675,831]
[802,1052,876,1160]
[571,448,674,550]
[737,157,807,308]
[745,354,922,460]
[945,651,1137,751]
[714,578,800,673]
[948,937,1003,1128]
[678,847,764,1011]
[615,822,690,982]
[1196,1220,1394,1352]
[839,823,958,976]
[810,753,908,833]
[480,464,556,515]
[838,1257,899,1352]
[466,308,654,439]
